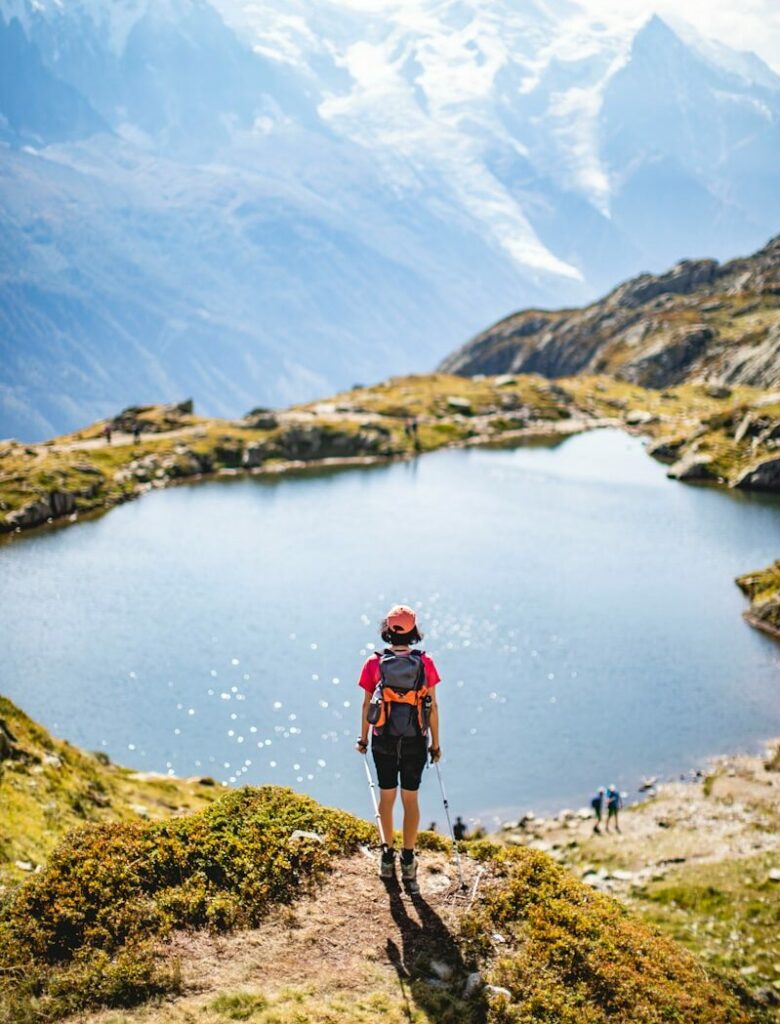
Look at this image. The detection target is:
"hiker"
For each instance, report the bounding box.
[103,423,112,444]
[591,787,605,834]
[606,785,623,833]
[132,424,142,443]
[453,816,468,841]
[356,604,441,883]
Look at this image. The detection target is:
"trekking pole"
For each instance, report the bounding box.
[362,756,389,852]
[434,761,466,890]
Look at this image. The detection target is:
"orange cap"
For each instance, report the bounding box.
[386,605,417,634]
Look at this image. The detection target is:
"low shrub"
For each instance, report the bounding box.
[0,786,372,1021]
[461,847,757,1024]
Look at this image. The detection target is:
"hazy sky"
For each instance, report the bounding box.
[571,0,780,71]
[325,0,780,72]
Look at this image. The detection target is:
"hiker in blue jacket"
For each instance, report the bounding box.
[606,785,623,833]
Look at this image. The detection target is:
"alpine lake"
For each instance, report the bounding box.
[2,428,779,829]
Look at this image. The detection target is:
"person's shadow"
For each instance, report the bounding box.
[382,878,487,1024]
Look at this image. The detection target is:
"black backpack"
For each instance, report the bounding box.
[377,649,426,738]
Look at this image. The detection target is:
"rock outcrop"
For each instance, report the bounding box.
[736,561,780,640]
[5,489,77,529]
[441,235,780,389]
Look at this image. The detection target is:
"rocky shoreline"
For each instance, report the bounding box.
[2,373,779,642]
[489,741,780,1007]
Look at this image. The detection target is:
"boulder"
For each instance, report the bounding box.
[735,457,780,493]
[214,442,244,468]
[48,491,76,517]
[667,452,718,483]
[5,499,51,529]
[625,409,659,426]
[243,442,270,468]
[4,489,77,529]
[447,396,473,414]
[647,437,686,463]
[705,382,732,399]
[244,411,279,430]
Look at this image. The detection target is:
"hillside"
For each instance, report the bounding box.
[0,697,765,1024]
[0,695,219,887]
[440,235,780,389]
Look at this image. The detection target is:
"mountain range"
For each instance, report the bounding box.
[2,0,780,439]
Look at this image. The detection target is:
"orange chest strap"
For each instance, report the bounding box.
[372,686,429,730]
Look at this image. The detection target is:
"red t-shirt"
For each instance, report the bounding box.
[358,650,441,695]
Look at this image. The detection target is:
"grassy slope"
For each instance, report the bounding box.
[0,697,220,887]
[491,744,780,1016]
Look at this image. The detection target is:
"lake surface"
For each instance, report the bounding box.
[2,429,779,829]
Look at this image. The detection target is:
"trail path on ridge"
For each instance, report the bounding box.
[76,850,490,1024]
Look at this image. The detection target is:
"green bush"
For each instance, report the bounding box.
[461,848,756,1024]
[0,787,372,1021]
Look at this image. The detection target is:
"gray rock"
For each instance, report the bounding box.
[243,442,269,468]
[463,972,483,997]
[768,868,780,882]
[647,437,686,463]
[625,409,658,426]
[667,452,717,482]
[494,375,516,387]
[430,960,454,981]
[485,985,512,1000]
[290,829,324,843]
[735,457,780,493]
[705,382,732,399]
[447,396,473,414]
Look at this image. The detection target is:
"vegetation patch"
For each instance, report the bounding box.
[461,847,758,1024]
[0,787,373,1022]
[0,696,219,886]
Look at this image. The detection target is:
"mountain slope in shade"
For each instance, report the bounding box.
[439,235,780,389]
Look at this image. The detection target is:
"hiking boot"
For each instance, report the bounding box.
[379,848,396,879]
[400,852,417,883]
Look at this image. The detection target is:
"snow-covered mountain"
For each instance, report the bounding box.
[1,0,779,439]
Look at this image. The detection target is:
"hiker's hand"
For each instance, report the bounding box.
[356,738,368,755]
[429,746,441,764]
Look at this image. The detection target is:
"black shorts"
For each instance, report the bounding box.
[372,734,428,792]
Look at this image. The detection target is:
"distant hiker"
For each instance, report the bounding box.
[591,787,605,834]
[427,821,437,833]
[103,423,112,444]
[404,416,420,450]
[132,424,142,443]
[453,816,468,841]
[357,604,441,883]
[606,785,623,833]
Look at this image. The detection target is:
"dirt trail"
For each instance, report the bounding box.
[77,849,490,1024]
[45,426,204,453]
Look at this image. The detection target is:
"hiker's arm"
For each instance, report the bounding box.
[428,690,440,751]
[357,691,371,752]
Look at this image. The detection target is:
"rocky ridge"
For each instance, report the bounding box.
[440,235,780,389]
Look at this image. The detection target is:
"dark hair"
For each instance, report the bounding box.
[380,621,423,646]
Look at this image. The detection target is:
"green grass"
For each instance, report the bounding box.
[632,853,780,998]
[0,696,219,887]
[0,787,374,1023]
[461,847,761,1024]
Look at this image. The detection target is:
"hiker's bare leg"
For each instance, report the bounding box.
[379,788,396,847]
[400,788,420,849]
